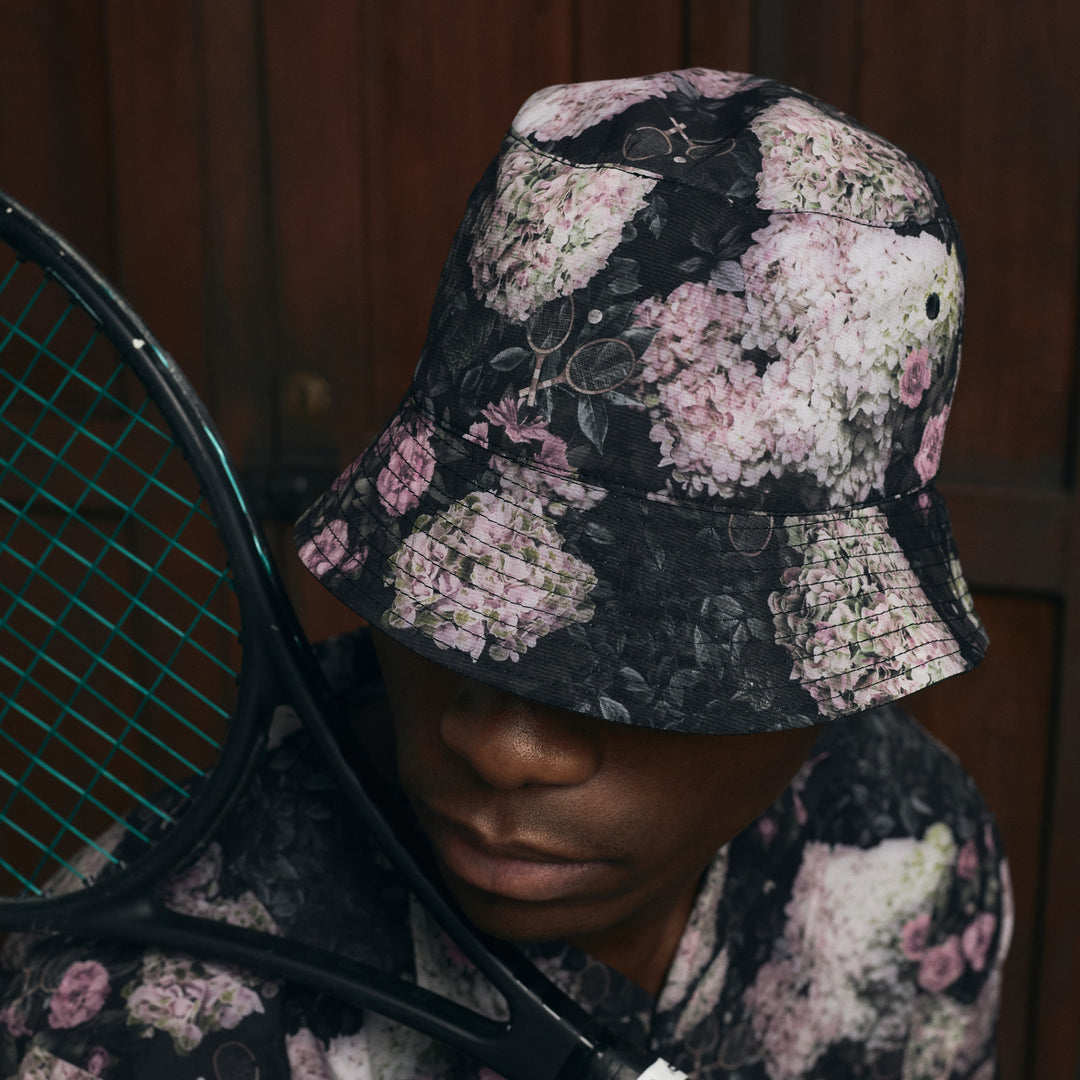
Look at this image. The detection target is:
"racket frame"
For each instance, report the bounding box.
[0,191,672,1080]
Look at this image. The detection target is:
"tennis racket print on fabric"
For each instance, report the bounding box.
[0,190,687,1080]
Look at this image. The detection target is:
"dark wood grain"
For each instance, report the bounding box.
[685,0,754,72]
[101,1,208,387]
[573,0,682,79]
[0,4,1077,1071]
[358,0,575,445]
[777,0,859,110]
[912,593,1058,1079]
[1032,352,1080,1075]
[938,482,1071,593]
[856,0,1080,490]
[0,0,113,267]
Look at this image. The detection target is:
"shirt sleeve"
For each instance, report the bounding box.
[901,826,1013,1080]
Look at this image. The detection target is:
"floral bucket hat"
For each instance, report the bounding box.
[295,69,988,735]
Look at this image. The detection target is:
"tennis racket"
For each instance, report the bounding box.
[0,189,687,1080]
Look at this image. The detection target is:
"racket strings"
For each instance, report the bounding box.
[1,255,241,898]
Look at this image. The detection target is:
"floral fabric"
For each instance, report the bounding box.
[294,70,987,735]
[1,631,1010,1080]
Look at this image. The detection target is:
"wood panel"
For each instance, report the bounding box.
[1,4,1078,1074]
[686,1,754,73]
[573,0,683,79]
[911,594,1058,1079]
[358,0,575,441]
[102,2,208,388]
[194,0,276,463]
[1033,346,1080,1075]
[857,0,1080,489]
[0,0,112,267]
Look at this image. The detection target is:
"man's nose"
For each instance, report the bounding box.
[438,680,602,790]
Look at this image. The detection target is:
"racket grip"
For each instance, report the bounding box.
[555,1036,689,1080]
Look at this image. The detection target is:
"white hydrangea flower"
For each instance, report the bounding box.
[513,69,751,142]
[752,96,937,224]
[740,216,962,503]
[635,215,962,505]
[469,143,657,321]
[743,823,957,1080]
[768,509,969,716]
[385,490,597,662]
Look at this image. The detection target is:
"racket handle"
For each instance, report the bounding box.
[555,1036,689,1080]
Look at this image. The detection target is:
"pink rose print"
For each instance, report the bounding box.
[48,960,110,1029]
[0,1000,30,1037]
[915,406,950,484]
[956,838,978,880]
[757,815,779,845]
[899,346,932,407]
[961,912,998,972]
[376,414,436,516]
[917,934,965,992]
[86,1047,111,1076]
[901,911,932,960]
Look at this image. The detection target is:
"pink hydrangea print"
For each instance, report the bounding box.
[769,508,968,717]
[752,96,937,224]
[634,283,775,497]
[917,935,965,992]
[47,960,110,1029]
[297,522,368,580]
[482,391,606,515]
[634,216,961,506]
[514,75,674,142]
[375,413,437,516]
[513,69,751,142]
[469,143,657,322]
[9,1047,95,1080]
[286,1028,332,1079]
[385,490,597,662]
[736,215,963,504]
[160,843,279,934]
[124,951,265,1053]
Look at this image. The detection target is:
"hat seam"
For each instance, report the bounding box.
[407,391,946,519]
[369,436,962,593]
[505,132,956,233]
[334,553,974,701]
[317,512,983,666]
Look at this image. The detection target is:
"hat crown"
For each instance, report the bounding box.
[295,70,986,734]
[415,69,963,515]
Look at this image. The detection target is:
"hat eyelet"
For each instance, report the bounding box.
[925,292,941,320]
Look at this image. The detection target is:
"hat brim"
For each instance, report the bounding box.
[294,395,987,735]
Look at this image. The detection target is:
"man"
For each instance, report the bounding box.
[1,70,1009,1080]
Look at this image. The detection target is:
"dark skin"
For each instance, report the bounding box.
[371,629,820,997]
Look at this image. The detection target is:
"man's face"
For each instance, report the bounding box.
[372,629,819,975]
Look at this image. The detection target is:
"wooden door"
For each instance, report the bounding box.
[1,3,1076,1075]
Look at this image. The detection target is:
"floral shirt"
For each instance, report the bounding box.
[0,632,1010,1080]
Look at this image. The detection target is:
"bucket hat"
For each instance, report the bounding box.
[294,69,988,735]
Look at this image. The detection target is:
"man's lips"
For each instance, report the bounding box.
[420,813,616,903]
